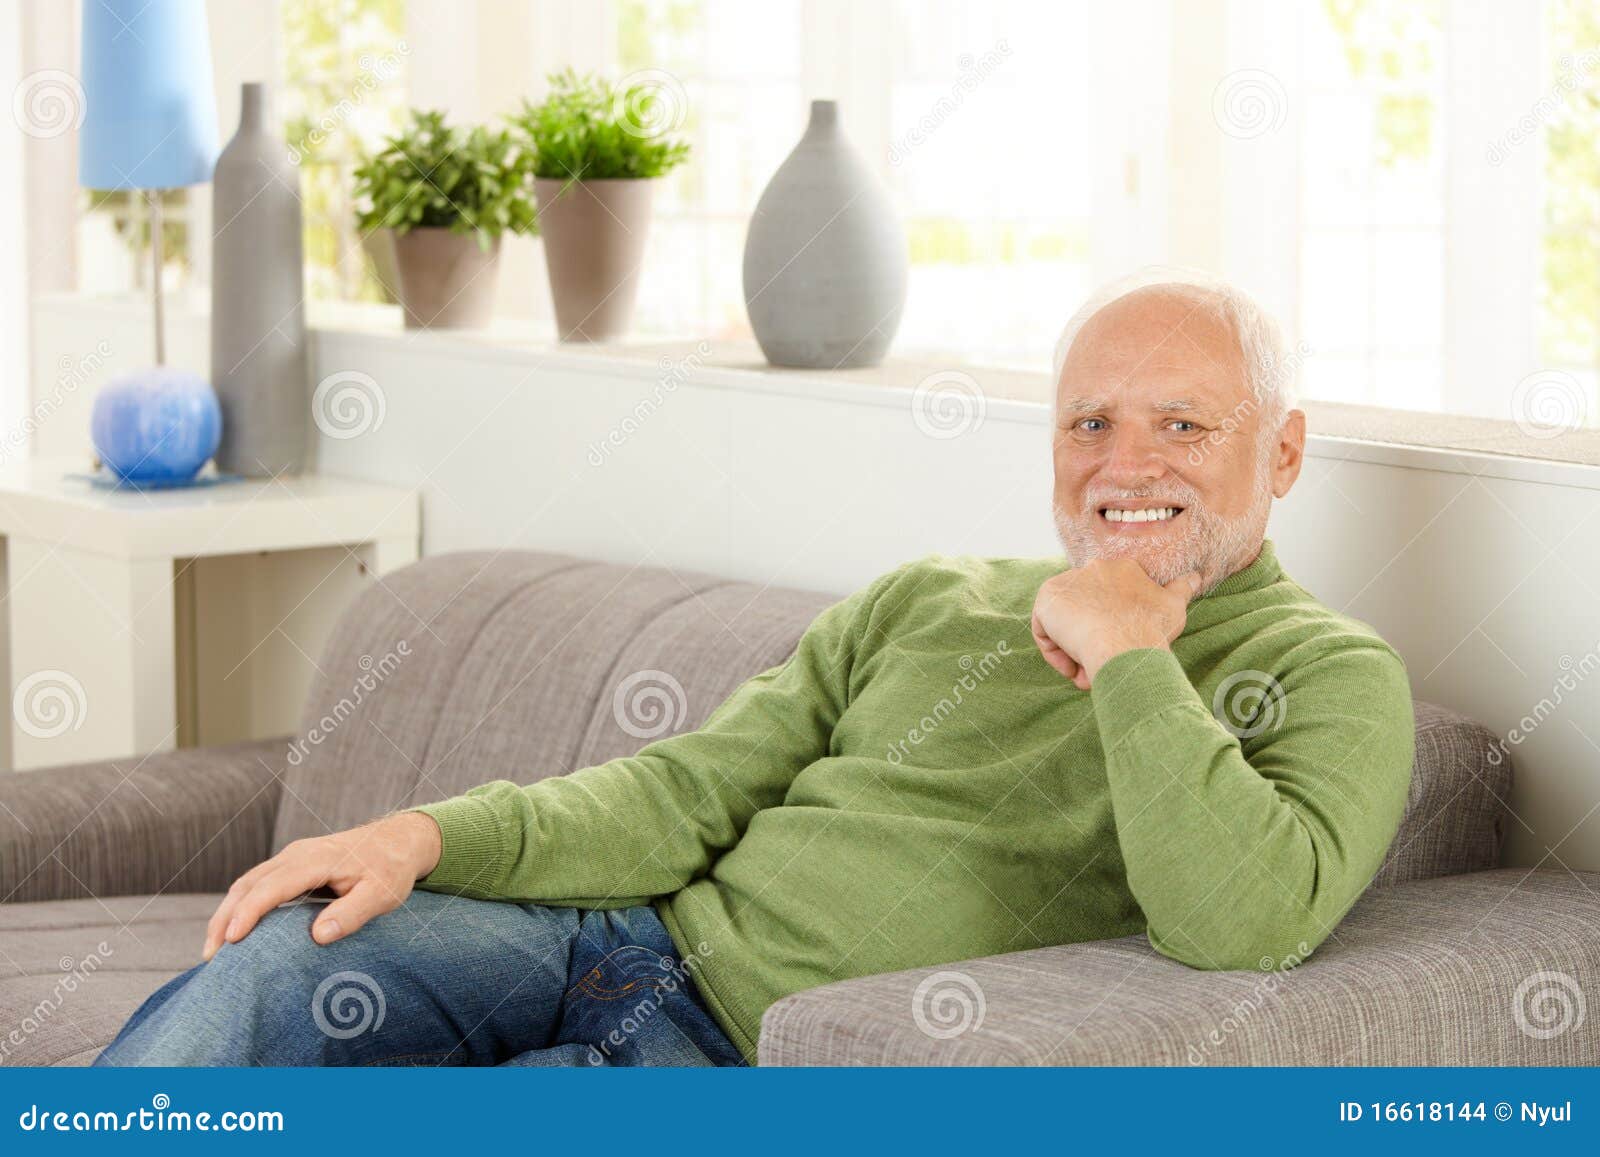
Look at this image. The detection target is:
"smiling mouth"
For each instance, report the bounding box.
[1098,505,1186,525]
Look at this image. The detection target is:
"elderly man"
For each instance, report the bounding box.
[97,271,1414,1067]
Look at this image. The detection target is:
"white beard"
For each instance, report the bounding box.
[1054,461,1272,593]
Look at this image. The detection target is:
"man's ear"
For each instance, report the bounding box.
[1270,409,1307,499]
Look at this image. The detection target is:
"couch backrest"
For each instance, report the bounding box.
[271,551,1511,887]
[270,551,834,848]
[1372,701,1510,884]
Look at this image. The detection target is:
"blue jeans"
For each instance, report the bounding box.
[94,890,744,1067]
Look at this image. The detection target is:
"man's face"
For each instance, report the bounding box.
[1052,286,1302,590]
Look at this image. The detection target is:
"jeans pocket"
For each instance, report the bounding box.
[567,944,683,1004]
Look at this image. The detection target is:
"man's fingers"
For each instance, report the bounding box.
[220,864,330,950]
[203,894,237,959]
[1032,617,1082,682]
[203,865,276,960]
[1041,644,1079,681]
[313,879,401,944]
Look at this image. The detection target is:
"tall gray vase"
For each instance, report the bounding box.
[742,100,907,369]
[211,82,308,475]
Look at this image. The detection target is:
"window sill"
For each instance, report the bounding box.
[35,293,1600,489]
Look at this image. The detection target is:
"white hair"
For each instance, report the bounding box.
[1051,266,1297,438]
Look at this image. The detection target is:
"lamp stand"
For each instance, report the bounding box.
[149,188,165,367]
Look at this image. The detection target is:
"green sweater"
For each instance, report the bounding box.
[413,541,1415,1063]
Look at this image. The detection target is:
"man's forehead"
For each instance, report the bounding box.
[1063,287,1244,371]
[1058,340,1249,411]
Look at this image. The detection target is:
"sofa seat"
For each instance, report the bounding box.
[0,894,217,1066]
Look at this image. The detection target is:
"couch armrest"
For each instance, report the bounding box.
[759,868,1600,1066]
[0,738,287,903]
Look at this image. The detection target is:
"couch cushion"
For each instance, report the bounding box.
[273,549,1508,882]
[1373,701,1511,886]
[0,894,216,1066]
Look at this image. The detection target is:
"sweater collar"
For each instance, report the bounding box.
[1202,539,1281,600]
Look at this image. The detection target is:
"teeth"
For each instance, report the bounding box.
[1103,507,1180,523]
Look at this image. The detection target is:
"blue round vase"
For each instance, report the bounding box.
[90,368,223,485]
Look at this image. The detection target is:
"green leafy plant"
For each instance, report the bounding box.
[353,109,538,247]
[513,70,692,181]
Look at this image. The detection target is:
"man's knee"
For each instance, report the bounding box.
[205,904,324,984]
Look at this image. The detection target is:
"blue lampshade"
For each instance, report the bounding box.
[78,0,218,190]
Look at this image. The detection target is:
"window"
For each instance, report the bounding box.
[242,0,1597,433]
[609,0,1106,366]
[616,0,804,341]
[280,0,410,303]
[1297,0,1444,411]
[74,0,408,306]
[78,188,193,298]
[885,1,1095,367]
[1541,0,1600,384]
[1221,0,1600,426]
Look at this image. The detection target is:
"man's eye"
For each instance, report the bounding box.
[1168,420,1199,433]
[1078,418,1107,433]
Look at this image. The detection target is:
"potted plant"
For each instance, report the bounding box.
[513,71,691,340]
[354,109,538,329]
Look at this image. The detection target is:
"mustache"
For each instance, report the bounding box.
[1077,482,1203,514]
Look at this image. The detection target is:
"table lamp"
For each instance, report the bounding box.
[79,0,222,485]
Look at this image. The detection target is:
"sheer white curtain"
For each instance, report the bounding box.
[1220,0,1562,424]
[2,0,26,440]
[10,0,85,443]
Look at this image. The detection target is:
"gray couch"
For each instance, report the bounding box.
[2,550,1596,1066]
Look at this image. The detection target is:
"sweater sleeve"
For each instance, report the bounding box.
[408,568,897,907]
[1089,643,1414,970]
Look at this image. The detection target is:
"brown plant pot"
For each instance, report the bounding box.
[536,177,654,341]
[390,227,501,329]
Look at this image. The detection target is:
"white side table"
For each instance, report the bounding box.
[0,458,419,771]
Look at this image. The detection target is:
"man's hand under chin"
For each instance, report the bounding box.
[1030,558,1202,690]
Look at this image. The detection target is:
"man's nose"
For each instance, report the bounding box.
[1099,428,1167,486]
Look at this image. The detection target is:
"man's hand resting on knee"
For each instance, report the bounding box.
[202,812,442,960]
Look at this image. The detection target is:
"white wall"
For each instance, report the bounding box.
[29,297,1600,874]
